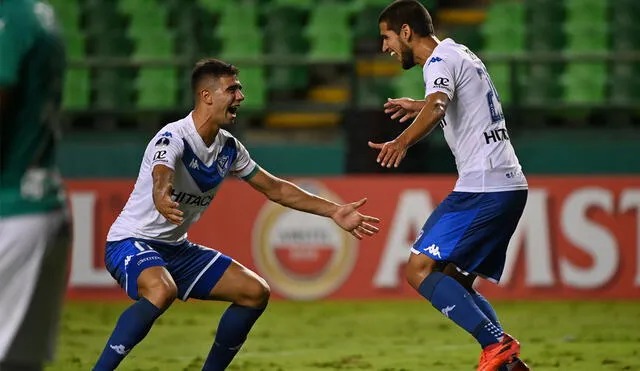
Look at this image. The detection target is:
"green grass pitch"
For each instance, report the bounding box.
[47,300,640,370]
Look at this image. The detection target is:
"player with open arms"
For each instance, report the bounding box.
[93,59,380,371]
[369,1,529,370]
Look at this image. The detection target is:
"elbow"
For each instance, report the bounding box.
[433,103,447,119]
[265,181,285,204]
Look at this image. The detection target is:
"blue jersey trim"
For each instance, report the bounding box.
[181,138,238,192]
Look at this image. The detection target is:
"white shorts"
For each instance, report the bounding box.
[0,210,70,366]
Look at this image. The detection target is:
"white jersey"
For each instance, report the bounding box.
[107,112,257,243]
[423,38,528,192]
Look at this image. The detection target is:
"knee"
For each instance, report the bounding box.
[405,264,426,291]
[443,264,476,294]
[139,279,177,309]
[404,255,441,290]
[236,276,270,308]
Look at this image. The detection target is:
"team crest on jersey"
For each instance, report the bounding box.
[217,154,230,175]
[181,138,238,192]
[252,181,357,300]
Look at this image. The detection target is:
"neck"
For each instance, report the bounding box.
[191,107,220,147]
[413,35,441,67]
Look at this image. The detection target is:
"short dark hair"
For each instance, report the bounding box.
[191,58,239,93]
[378,0,434,37]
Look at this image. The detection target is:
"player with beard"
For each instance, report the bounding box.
[368,1,530,370]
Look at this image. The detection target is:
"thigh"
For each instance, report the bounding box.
[158,241,232,301]
[0,211,67,364]
[104,239,168,300]
[451,190,527,282]
[411,192,481,262]
[406,252,446,289]
[205,259,268,306]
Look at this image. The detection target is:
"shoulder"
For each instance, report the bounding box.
[147,121,186,151]
[1,1,38,40]
[218,129,244,148]
[425,40,464,70]
[153,121,187,142]
[2,0,34,20]
[218,129,237,141]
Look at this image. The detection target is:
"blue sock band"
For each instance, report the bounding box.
[93,298,163,371]
[202,304,266,371]
[418,272,502,348]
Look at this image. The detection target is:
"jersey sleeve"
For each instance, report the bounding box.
[0,9,34,86]
[230,138,258,180]
[423,55,456,100]
[149,131,184,171]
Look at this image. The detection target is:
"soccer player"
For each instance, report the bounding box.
[93,58,381,371]
[0,1,70,371]
[368,1,530,370]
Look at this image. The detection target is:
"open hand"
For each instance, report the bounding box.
[155,189,184,225]
[367,139,408,168]
[331,198,380,240]
[384,97,425,123]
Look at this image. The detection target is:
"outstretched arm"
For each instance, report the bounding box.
[383,97,426,123]
[247,167,380,239]
[368,91,450,168]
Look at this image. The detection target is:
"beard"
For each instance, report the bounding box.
[401,45,416,70]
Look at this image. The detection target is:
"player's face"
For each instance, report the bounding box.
[210,75,244,125]
[379,22,415,70]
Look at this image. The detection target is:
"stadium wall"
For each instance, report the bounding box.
[64,176,640,301]
[58,130,640,177]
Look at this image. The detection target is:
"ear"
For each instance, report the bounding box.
[201,89,213,105]
[401,23,412,42]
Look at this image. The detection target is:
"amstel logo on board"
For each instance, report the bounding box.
[252,181,357,300]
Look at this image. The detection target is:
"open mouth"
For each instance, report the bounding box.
[228,106,239,117]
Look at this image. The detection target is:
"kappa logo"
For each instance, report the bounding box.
[160,131,173,138]
[425,244,441,258]
[428,56,443,66]
[109,344,130,355]
[189,158,199,170]
[441,305,456,318]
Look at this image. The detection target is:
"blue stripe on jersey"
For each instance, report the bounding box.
[181,138,238,192]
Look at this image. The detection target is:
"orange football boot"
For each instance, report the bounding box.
[477,333,521,371]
